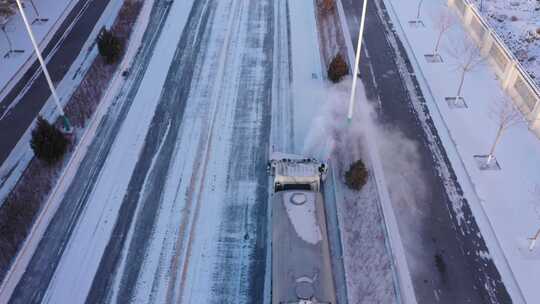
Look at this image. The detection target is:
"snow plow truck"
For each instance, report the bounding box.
[268,152,337,304]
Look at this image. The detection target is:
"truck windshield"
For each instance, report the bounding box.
[275,183,312,192]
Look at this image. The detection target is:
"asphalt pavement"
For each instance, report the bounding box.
[0,0,112,166]
[341,0,512,303]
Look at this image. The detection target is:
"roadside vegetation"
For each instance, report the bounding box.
[319,0,335,12]
[344,159,368,191]
[97,28,123,64]
[328,53,348,83]
[30,116,70,165]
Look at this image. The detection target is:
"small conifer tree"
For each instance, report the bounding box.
[344,159,368,191]
[328,53,348,83]
[97,27,122,64]
[320,0,335,12]
[30,116,69,164]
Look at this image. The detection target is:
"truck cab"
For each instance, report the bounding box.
[268,152,327,193]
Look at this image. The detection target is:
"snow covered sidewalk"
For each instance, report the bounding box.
[384,0,540,302]
[0,0,76,100]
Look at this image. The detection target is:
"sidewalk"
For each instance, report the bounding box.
[384,0,540,302]
[0,0,77,101]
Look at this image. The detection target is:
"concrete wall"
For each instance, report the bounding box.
[448,0,540,137]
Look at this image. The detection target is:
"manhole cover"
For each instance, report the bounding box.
[295,281,314,300]
[290,193,307,205]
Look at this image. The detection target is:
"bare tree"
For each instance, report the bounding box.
[446,36,485,100]
[1,17,24,58]
[25,0,48,24]
[484,96,523,166]
[1,23,12,49]
[409,0,425,26]
[531,185,540,218]
[529,229,540,251]
[27,0,39,16]
[415,0,425,21]
[431,9,456,56]
[528,185,540,251]
[1,1,18,57]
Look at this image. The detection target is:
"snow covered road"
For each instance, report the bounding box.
[7,0,280,302]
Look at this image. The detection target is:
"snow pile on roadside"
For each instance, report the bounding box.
[470,0,540,86]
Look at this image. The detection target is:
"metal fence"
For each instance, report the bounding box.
[449,0,540,135]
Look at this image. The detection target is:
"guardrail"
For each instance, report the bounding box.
[448,0,540,136]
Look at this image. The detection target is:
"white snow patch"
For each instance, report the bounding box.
[284,192,322,245]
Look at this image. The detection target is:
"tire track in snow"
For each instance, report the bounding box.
[208,0,274,302]
[85,0,214,302]
[87,0,273,302]
[166,0,249,301]
[270,0,293,153]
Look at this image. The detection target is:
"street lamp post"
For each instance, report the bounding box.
[416,0,424,20]
[14,0,71,131]
[347,0,368,122]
